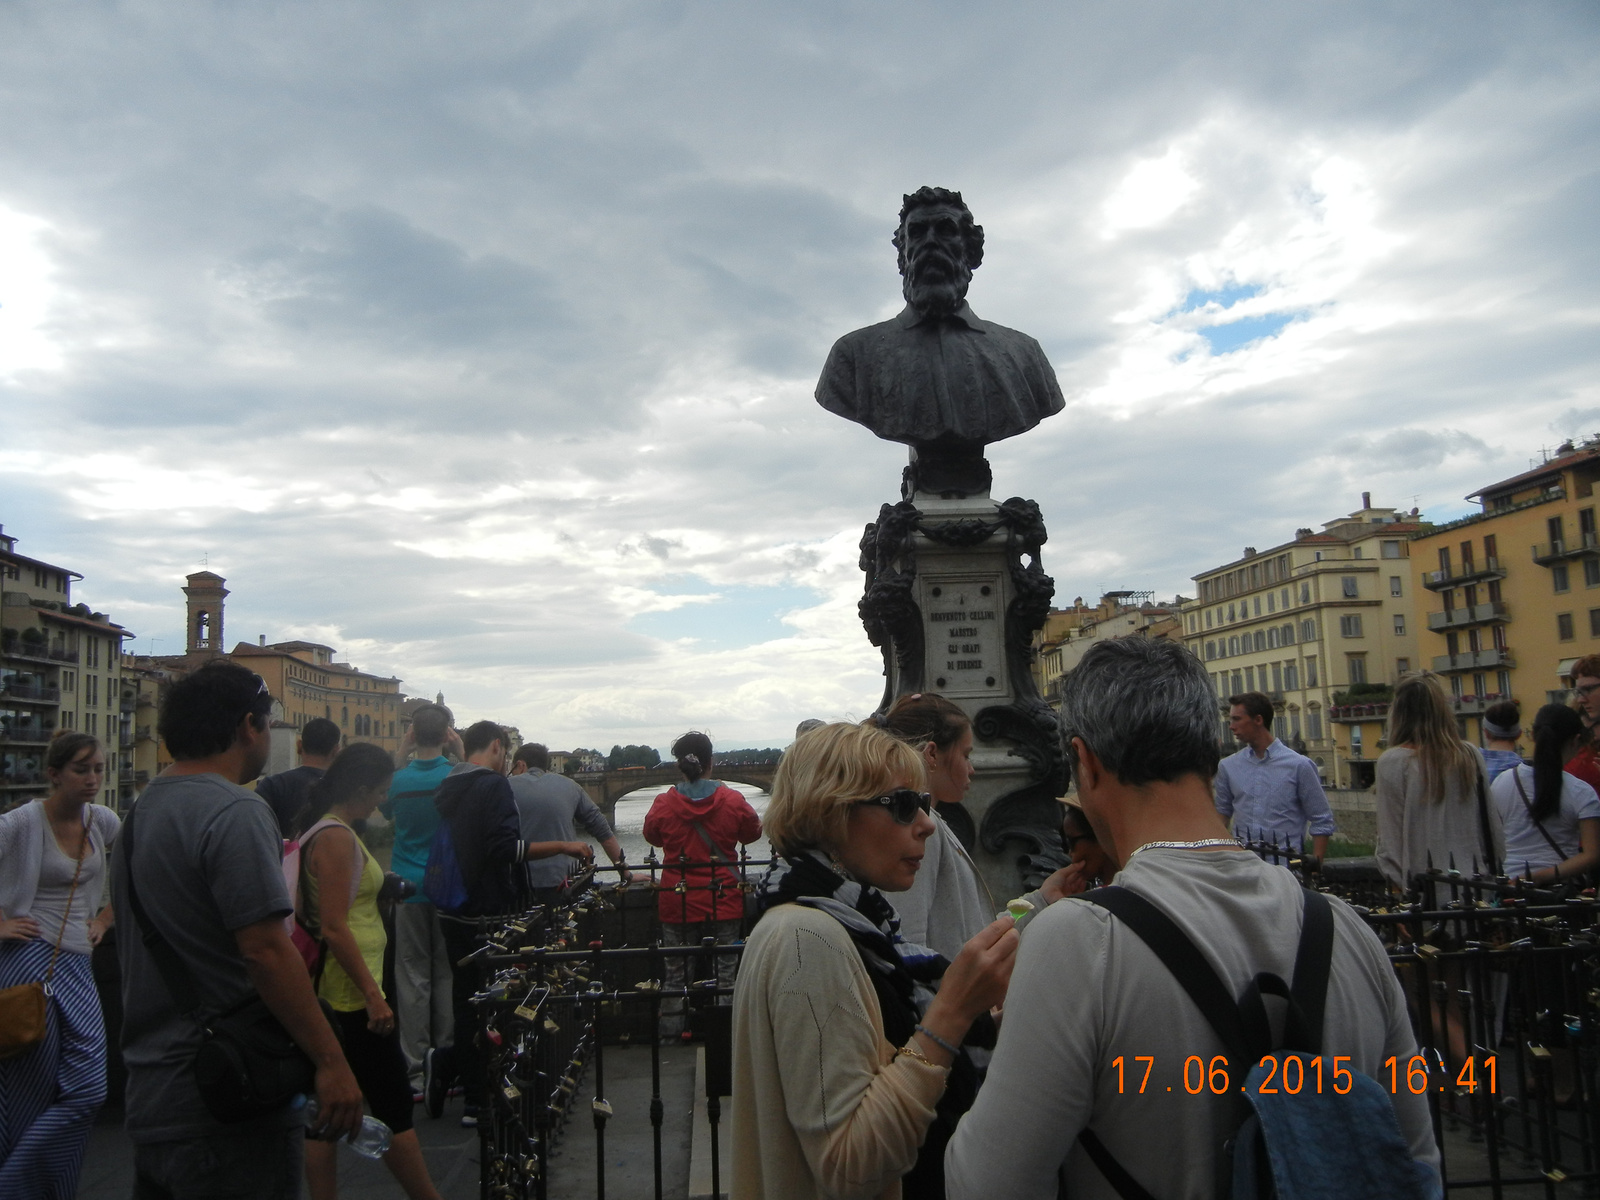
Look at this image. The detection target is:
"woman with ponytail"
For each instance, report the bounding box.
[643,731,763,1041]
[1491,704,1600,884]
[870,693,995,961]
[296,742,442,1200]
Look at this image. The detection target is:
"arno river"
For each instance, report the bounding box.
[602,784,772,867]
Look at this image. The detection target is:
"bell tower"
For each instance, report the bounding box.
[183,571,229,659]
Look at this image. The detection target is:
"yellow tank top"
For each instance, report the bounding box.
[302,816,387,1013]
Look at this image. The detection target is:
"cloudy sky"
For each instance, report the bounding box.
[2,2,1597,751]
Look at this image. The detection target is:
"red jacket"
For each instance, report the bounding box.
[643,783,763,924]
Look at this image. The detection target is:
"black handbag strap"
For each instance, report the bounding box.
[1074,885,1336,1200]
[688,818,732,867]
[120,801,207,1019]
[1476,769,1503,876]
[1512,768,1566,861]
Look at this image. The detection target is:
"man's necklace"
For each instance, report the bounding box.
[1127,838,1239,859]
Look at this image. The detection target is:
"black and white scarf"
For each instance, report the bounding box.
[756,848,946,1044]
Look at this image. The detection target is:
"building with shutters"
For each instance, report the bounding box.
[1182,496,1425,789]
[1408,437,1600,742]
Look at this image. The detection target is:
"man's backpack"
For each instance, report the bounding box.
[422,816,469,914]
[1075,886,1439,1200]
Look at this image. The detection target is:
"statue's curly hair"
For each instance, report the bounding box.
[892,186,985,276]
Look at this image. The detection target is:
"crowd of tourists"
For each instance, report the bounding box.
[4,646,1600,1198]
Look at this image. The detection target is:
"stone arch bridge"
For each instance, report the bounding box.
[572,764,776,823]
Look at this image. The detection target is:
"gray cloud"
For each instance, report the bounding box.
[1,1,1597,746]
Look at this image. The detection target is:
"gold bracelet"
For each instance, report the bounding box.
[897,1043,940,1069]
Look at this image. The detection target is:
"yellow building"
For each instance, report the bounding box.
[130,571,408,777]
[1036,593,1184,710]
[1,524,135,811]
[1409,438,1600,739]
[1183,496,1424,788]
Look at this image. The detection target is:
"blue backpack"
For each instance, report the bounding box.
[422,817,469,914]
[1075,886,1439,1200]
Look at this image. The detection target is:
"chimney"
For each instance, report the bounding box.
[258,634,266,646]
[1244,547,1257,558]
[1361,491,1371,509]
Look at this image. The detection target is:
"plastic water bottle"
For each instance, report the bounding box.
[302,1096,393,1159]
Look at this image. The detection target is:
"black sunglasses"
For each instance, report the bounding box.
[854,788,933,825]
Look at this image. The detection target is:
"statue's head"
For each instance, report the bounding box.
[892,186,986,317]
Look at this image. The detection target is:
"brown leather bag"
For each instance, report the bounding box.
[0,827,88,1060]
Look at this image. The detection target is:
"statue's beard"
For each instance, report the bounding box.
[902,249,972,318]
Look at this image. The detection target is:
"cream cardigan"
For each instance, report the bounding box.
[731,903,948,1200]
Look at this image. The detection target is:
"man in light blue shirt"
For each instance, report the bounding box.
[1214,691,1335,857]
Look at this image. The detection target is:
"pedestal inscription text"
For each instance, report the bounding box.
[921,574,1006,697]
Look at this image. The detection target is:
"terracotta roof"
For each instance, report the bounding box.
[1467,443,1600,501]
[37,608,132,636]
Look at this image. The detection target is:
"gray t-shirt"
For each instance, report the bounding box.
[509,768,615,888]
[112,772,295,1143]
[945,847,1439,1200]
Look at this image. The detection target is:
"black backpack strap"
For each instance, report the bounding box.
[1081,886,1263,1068]
[1290,889,1334,1053]
[1077,1128,1160,1200]
[120,801,206,1018]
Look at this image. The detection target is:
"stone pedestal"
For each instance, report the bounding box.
[858,485,1067,903]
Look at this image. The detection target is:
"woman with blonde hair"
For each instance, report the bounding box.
[1375,673,1503,890]
[732,722,1017,1200]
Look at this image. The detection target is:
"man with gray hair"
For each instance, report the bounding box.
[946,637,1438,1199]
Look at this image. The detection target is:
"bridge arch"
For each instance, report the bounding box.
[572,763,776,824]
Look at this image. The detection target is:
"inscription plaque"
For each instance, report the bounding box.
[920,573,1006,697]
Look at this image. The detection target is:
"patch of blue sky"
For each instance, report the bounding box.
[1198,312,1297,355]
[1181,282,1261,312]
[629,575,822,649]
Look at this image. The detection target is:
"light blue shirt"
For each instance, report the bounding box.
[1214,737,1335,850]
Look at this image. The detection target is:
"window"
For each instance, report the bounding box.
[1390,576,1402,596]
[1306,657,1319,687]
[1586,560,1600,587]
[86,675,97,706]
[1245,667,1256,692]
[86,713,96,735]
[1381,541,1402,559]
[1254,631,1267,652]
[1267,627,1279,649]
[1301,618,1316,642]
[1285,662,1300,690]
[1347,655,1367,684]
[1300,584,1311,604]
[1282,623,1294,644]
[1484,534,1498,564]
[1282,588,1290,608]
[1307,712,1323,740]
[1271,663,1283,692]
[1232,671,1243,695]
[1550,515,1566,548]
[1228,604,1235,622]
[1206,641,1216,660]
[1341,577,1359,598]
[1591,609,1600,637]
[1353,546,1363,559]
[1397,658,1410,675]
[1559,613,1575,641]
[1253,597,1262,616]
[1350,725,1363,755]
[1438,547,1451,574]
[1584,508,1597,544]
[1339,615,1363,637]
[1393,614,1406,635]
[1555,564,1571,593]
[1498,670,1511,695]
[1267,593,1276,613]
[1290,712,1301,738]
[1205,609,1213,628]
[1229,636,1240,656]
[63,671,74,692]
[1446,630,1459,655]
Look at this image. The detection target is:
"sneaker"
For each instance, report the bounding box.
[460,1104,479,1128]
[423,1048,447,1120]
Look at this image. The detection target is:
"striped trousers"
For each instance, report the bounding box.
[0,939,106,1200]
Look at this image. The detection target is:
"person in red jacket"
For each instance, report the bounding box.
[643,731,763,1042]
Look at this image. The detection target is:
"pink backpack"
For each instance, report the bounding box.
[281,818,364,975]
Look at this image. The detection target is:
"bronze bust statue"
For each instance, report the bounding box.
[815,187,1065,496]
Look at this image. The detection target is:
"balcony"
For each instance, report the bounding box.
[1533,533,1600,565]
[0,728,53,747]
[1428,602,1510,632]
[119,730,136,749]
[1328,702,1390,722]
[1451,693,1507,716]
[0,682,60,704]
[1432,648,1514,673]
[1421,557,1508,592]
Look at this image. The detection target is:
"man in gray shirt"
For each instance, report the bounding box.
[509,743,632,898]
[114,661,361,1200]
[945,639,1438,1199]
